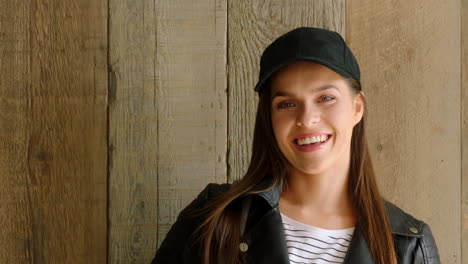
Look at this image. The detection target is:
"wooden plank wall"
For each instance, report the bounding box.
[463,0,468,261]
[0,0,465,263]
[153,1,227,251]
[0,0,108,263]
[108,0,227,263]
[107,0,158,263]
[347,0,461,263]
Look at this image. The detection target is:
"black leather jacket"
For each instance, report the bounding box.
[152,176,441,264]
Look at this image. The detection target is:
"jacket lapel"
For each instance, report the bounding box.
[244,205,374,264]
[342,228,374,264]
[237,174,427,264]
[244,208,290,264]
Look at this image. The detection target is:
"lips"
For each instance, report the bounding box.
[292,133,332,143]
[293,134,332,152]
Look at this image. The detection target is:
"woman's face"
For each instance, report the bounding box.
[270,61,364,176]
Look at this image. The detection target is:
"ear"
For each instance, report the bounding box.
[353,91,365,125]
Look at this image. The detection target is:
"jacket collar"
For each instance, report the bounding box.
[241,174,422,263]
[246,174,424,238]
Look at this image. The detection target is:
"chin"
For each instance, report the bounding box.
[292,162,328,175]
[299,168,326,176]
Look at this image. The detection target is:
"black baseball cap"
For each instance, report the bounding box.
[254,27,361,93]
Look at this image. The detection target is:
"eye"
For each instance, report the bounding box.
[277,102,295,109]
[319,95,335,102]
[276,96,335,109]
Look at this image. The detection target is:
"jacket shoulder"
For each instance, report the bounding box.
[383,200,441,263]
[383,200,427,236]
[177,182,233,219]
[204,182,232,198]
[151,182,233,264]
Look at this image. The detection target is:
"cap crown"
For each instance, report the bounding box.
[254,27,361,93]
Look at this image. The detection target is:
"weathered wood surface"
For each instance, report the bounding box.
[227,0,345,182]
[462,0,468,261]
[108,0,228,262]
[347,0,461,262]
[0,0,108,263]
[107,0,159,263]
[0,0,462,262]
[154,0,228,249]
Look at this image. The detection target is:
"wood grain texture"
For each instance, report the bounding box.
[462,0,468,261]
[108,0,159,263]
[0,0,108,263]
[227,0,345,182]
[346,0,461,262]
[155,0,227,249]
[108,0,228,261]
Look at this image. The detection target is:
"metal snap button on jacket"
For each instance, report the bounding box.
[239,242,248,252]
[409,227,418,234]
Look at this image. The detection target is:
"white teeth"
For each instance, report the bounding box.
[297,135,329,146]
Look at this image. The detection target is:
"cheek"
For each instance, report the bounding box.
[271,113,290,140]
[271,114,282,136]
[327,107,356,135]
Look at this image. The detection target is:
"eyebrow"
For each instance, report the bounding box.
[271,85,339,100]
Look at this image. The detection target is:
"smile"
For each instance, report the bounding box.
[293,134,332,152]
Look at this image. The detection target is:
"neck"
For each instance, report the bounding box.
[277,145,358,229]
[282,167,353,212]
[279,144,358,219]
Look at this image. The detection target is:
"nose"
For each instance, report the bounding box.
[296,105,320,127]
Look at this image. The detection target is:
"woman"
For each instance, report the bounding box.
[152,27,440,264]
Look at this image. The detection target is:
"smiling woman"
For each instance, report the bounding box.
[152,27,441,264]
[270,62,363,179]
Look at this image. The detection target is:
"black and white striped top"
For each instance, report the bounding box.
[280,213,355,264]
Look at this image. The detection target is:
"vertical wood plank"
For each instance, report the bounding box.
[0,0,108,263]
[227,0,345,182]
[108,0,158,263]
[347,0,461,262]
[155,0,228,248]
[109,0,228,261]
[462,0,468,261]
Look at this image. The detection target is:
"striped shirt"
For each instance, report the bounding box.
[280,213,355,264]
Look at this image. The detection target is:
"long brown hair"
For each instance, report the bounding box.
[193,77,397,264]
